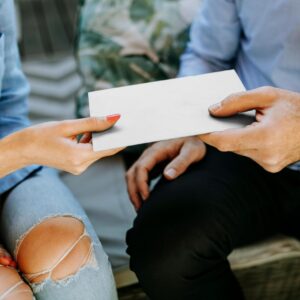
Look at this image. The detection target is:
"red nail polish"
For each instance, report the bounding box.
[0,256,11,266]
[106,114,121,123]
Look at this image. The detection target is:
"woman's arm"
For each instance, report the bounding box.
[0,115,122,178]
[0,131,26,177]
[0,0,41,193]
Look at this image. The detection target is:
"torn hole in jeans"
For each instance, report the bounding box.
[14,215,99,291]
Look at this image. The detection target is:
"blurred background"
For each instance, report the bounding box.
[16,0,79,124]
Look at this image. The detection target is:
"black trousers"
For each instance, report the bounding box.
[126,146,300,300]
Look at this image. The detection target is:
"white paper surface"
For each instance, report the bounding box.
[89,70,253,151]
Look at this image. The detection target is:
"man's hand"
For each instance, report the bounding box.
[200,87,300,173]
[126,137,206,210]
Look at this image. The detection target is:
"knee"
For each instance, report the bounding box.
[16,216,94,284]
[127,200,231,288]
[0,266,33,300]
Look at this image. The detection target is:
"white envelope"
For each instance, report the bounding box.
[89,70,253,151]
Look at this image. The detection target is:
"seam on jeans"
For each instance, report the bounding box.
[0,279,23,300]
[30,257,99,294]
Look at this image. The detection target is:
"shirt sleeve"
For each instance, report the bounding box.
[178,0,241,77]
[0,0,41,195]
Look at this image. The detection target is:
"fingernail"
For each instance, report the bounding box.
[209,103,221,112]
[164,168,177,179]
[106,114,121,123]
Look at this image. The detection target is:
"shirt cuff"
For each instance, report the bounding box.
[0,165,42,195]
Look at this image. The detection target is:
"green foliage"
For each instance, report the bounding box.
[130,0,155,22]
[76,0,203,118]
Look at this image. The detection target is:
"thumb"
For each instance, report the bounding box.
[209,87,276,117]
[61,114,121,136]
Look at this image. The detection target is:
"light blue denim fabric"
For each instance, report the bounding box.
[0,2,118,298]
[0,0,40,194]
[178,0,300,169]
[0,167,118,300]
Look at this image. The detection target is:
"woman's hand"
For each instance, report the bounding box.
[200,87,300,173]
[0,115,123,177]
[126,137,206,210]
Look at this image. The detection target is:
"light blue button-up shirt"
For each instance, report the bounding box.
[0,0,40,194]
[179,0,300,170]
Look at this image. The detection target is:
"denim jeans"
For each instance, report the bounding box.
[0,168,118,300]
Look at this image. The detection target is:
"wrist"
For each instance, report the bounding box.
[1,130,30,168]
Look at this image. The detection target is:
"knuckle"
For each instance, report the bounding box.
[259,86,278,98]
[148,145,163,155]
[217,142,230,152]
[88,117,102,127]
[69,151,86,168]
[135,161,148,173]
[125,170,133,181]
[71,163,88,175]
[77,117,104,132]
[263,164,281,173]
[224,91,244,104]
[56,120,71,132]
[70,167,83,176]
[262,153,282,172]
[193,138,205,147]
[134,162,142,171]
[173,158,187,171]
[126,167,138,181]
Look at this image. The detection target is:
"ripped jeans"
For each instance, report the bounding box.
[0,168,118,300]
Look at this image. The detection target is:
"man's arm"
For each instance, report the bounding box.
[179,0,241,77]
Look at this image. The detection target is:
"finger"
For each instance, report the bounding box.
[163,141,206,180]
[135,165,150,201]
[126,168,143,211]
[0,246,16,268]
[0,256,16,267]
[79,132,92,143]
[134,145,180,199]
[82,147,125,167]
[200,124,266,152]
[209,87,278,117]
[93,147,125,159]
[60,114,121,136]
[130,156,161,202]
[73,147,125,178]
[256,111,264,122]
[77,141,124,158]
